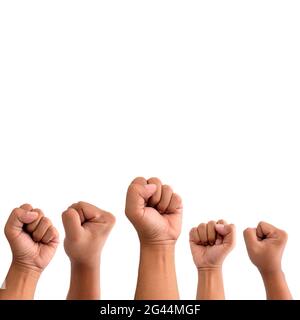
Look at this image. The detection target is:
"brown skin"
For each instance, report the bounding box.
[62,201,115,300]
[0,204,59,300]
[125,177,183,300]
[189,220,236,300]
[243,221,292,300]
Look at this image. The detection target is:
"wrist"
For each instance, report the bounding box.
[197,266,222,273]
[140,242,176,253]
[3,262,41,299]
[70,256,101,270]
[259,268,284,279]
[11,260,43,278]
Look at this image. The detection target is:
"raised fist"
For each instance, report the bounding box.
[62,201,115,266]
[243,221,288,274]
[125,177,183,245]
[4,204,59,273]
[189,220,236,269]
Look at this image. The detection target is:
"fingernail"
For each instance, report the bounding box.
[144,184,157,192]
[215,224,225,229]
[25,211,38,218]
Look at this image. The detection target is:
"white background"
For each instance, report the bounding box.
[0,1,300,300]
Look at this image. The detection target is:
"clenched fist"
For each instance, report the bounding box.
[125,177,183,245]
[4,204,59,273]
[189,220,236,269]
[243,221,288,274]
[62,201,115,266]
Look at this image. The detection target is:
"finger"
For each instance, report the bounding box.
[125,182,157,218]
[257,221,277,239]
[189,227,200,243]
[207,221,217,245]
[5,208,39,237]
[215,223,236,245]
[72,201,114,223]
[20,203,33,211]
[147,177,162,207]
[156,185,173,213]
[243,227,258,246]
[62,208,82,240]
[32,217,52,242]
[215,219,226,244]
[42,225,59,244]
[166,193,183,214]
[94,210,116,226]
[131,177,147,185]
[74,202,116,226]
[197,223,208,245]
[69,203,85,223]
[26,209,44,233]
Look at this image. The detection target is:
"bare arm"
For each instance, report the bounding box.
[125,177,183,300]
[244,221,292,300]
[0,263,40,300]
[62,202,115,300]
[0,204,58,300]
[190,221,236,300]
[67,261,100,300]
[135,244,179,299]
[260,270,292,300]
[197,268,224,300]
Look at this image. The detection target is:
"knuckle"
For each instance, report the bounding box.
[4,224,9,237]
[12,208,22,215]
[77,201,85,208]
[148,177,161,183]
[280,230,288,240]
[162,184,172,191]
[42,217,51,226]
[106,212,116,224]
[128,183,140,193]
[198,223,206,230]
[173,193,182,203]
[243,228,250,235]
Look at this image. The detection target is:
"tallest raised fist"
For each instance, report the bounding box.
[125,177,183,245]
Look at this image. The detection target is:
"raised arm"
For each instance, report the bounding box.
[243,221,292,300]
[62,201,115,300]
[125,177,182,299]
[189,220,236,300]
[0,204,59,300]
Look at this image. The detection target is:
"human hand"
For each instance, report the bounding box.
[125,177,183,246]
[4,204,59,273]
[189,220,236,270]
[62,201,115,266]
[243,221,288,274]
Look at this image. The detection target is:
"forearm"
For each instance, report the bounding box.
[260,270,292,300]
[0,262,40,300]
[197,268,225,300]
[67,260,100,300]
[135,243,179,300]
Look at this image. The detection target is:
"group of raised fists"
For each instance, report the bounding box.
[0,177,292,300]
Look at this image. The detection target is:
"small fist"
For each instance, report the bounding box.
[62,201,115,265]
[243,221,288,274]
[189,220,236,269]
[4,204,59,273]
[125,177,183,245]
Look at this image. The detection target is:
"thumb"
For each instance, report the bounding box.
[125,183,157,218]
[215,223,236,245]
[62,208,82,240]
[5,208,38,238]
[243,227,258,247]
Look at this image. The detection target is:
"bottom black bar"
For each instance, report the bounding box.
[0,300,297,319]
